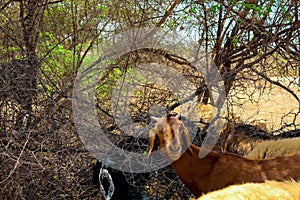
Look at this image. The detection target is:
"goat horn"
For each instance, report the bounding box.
[150,116,159,122]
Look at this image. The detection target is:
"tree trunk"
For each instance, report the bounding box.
[14,0,42,129]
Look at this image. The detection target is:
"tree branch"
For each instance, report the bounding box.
[156,0,182,27]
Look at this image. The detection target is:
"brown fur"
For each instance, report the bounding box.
[148,116,300,197]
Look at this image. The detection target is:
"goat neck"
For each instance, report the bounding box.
[148,116,300,197]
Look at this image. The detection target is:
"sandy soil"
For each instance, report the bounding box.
[230,77,300,132]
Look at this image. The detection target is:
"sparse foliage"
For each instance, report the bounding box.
[0,0,299,199]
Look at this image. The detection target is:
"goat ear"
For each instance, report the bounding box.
[148,129,158,158]
[182,125,193,156]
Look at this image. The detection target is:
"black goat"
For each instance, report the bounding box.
[93,160,152,200]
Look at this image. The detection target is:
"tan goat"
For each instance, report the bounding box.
[246,137,300,159]
[148,115,300,197]
[198,180,300,200]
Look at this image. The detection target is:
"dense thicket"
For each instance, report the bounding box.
[0,0,299,199]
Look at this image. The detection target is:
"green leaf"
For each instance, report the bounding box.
[210,4,221,14]
[231,36,239,48]
[190,6,197,14]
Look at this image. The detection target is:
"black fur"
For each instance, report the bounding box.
[93,160,152,200]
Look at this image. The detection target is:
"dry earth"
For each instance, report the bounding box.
[230,77,300,132]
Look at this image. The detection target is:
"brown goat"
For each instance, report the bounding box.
[148,115,300,197]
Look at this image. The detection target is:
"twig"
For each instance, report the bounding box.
[0,132,31,184]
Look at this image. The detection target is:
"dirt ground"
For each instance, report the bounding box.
[230,77,300,132]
